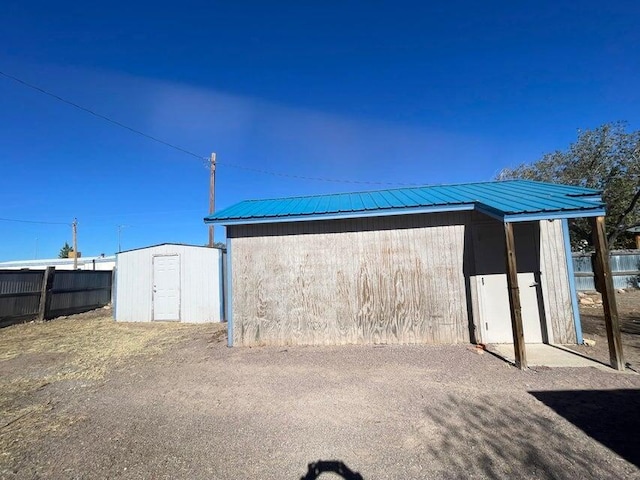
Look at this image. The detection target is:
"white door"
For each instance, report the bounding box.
[153,255,180,321]
[474,223,544,343]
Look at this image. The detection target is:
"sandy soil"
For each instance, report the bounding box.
[0,307,218,474]
[1,309,639,479]
[566,290,640,371]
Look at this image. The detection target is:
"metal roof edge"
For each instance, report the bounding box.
[503,208,606,223]
[208,202,607,227]
[118,242,224,255]
[210,203,476,226]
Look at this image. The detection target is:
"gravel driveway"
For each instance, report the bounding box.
[4,324,640,480]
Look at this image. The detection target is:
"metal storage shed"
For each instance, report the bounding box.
[205,180,624,370]
[114,244,224,323]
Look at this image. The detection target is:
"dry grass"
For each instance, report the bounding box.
[0,309,224,470]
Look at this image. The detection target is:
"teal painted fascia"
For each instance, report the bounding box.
[503,209,606,223]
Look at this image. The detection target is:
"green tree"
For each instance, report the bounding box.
[202,242,227,250]
[497,122,640,249]
[58,242,72,258]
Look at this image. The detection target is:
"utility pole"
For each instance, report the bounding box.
[208,152,217,247]
[72,218,78,270]
[117,225,129,253]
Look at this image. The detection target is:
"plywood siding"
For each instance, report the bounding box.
[539,220,576,344]
[229,213,471,346]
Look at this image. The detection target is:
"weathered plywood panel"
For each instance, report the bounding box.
[539,220,576,344]
[229,212,471,346]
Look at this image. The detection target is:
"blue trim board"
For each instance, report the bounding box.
[226,237,233,347]
[218,249,225,323]
[562,218,583,344]
[503,209,606,223]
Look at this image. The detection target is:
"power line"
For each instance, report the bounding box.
[0,70,203,160]
[215,162,419,186]
[0,69,416,186]
[0,217,70,226]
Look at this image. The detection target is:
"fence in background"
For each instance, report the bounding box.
[573,250,640,291]
[0,268,113,327]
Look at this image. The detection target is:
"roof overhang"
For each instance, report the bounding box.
[204,181,607,227]
[205,202,606,226]
[208,203,476,226]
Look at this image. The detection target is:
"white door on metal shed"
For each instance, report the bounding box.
[153,255,180,321]
[474,223,544,343]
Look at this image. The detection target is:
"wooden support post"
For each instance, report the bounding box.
[636,233,640,250]
[37,267,55,321]
[591,216,625,370]
[504,222,527,369]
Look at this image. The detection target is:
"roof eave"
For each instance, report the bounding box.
[205,203,607,226]
[205,203,475,226]
[503,208,607,222]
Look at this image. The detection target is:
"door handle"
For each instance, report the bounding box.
[530,282,539,287]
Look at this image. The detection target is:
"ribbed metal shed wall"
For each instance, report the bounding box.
[114,244,223,323]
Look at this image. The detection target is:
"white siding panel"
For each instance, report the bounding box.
[115,245,222,323]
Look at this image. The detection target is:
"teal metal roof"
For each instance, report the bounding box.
[205,180,605,225]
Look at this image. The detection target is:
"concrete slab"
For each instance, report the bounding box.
[489,343,611,369]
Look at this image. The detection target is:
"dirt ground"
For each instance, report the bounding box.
[566,289,640,370]
[0,307,219,476]
[2,308,640,479]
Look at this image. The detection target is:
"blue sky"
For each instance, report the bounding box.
[1,1,639,260]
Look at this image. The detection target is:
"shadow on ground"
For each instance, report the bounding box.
[530,389,640,468]
[419,393,638,478]
[300,460,364,480]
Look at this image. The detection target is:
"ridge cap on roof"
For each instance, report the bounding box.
[234,179,539,204]
[513,179,602,195]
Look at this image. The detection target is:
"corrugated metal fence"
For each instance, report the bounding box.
[573,250,640,291]
[0,270,43,324]
[0,268,113,327]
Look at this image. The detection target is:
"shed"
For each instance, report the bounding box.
[114,243,224,323]
[206,180,624,369]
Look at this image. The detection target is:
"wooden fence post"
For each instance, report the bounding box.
[590,216,625,370]
[504,222,527,369]
[37,267,55,321]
